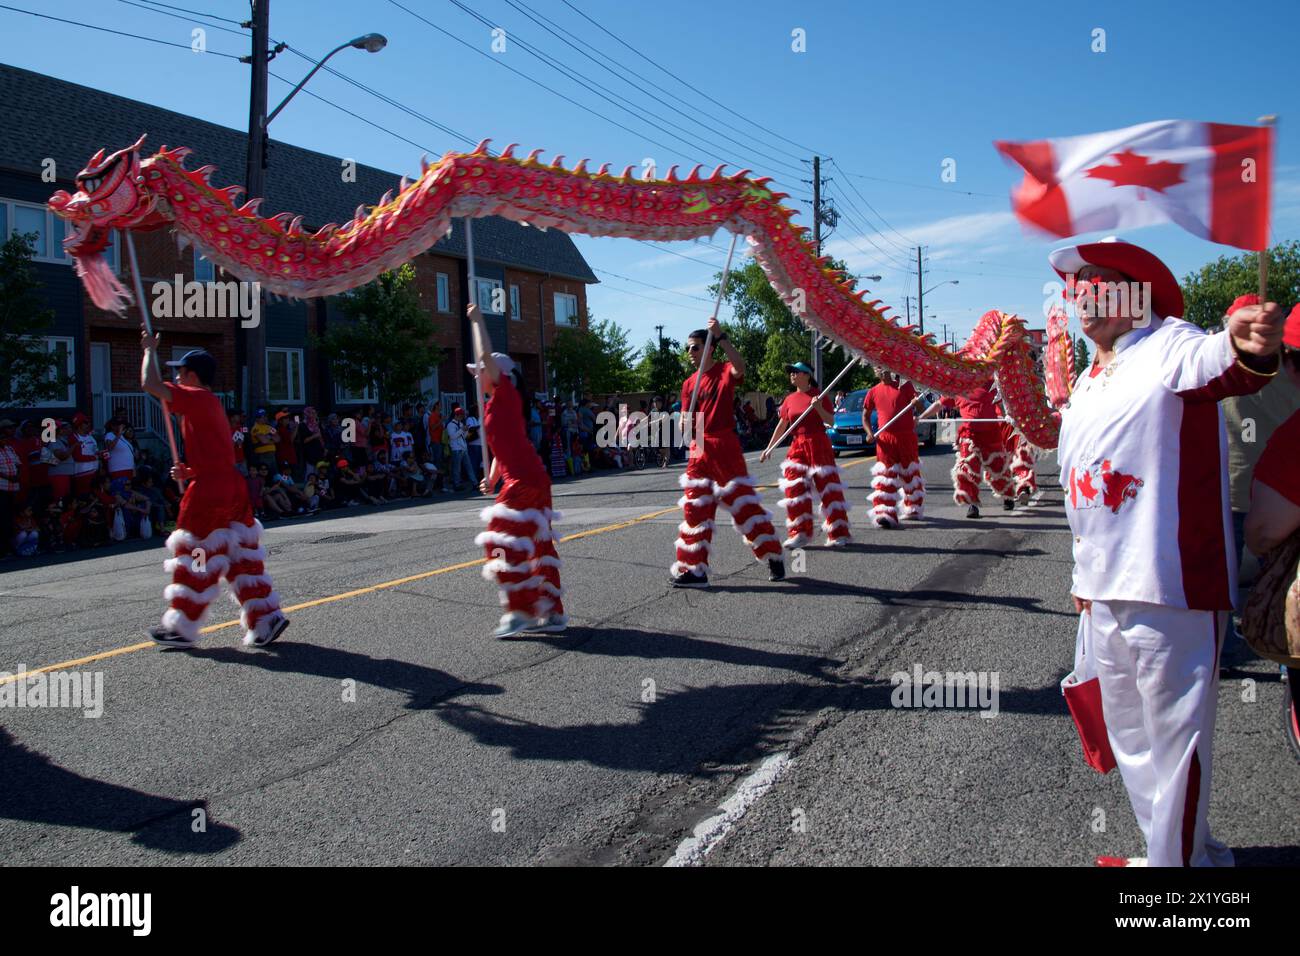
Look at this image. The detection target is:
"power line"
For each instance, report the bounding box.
[829,159,917,251]
[387,0,723,169]
[130,0,242,24]
[266,69,440,156]
[117,0,248,38]
[840,168,1003,199]
[0,2,243,58]
[443,0,781,177]
[502,0,808,178]
[559,0,826,159]
[593,268,713,304]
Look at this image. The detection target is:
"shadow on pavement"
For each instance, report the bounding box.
[0,727,240,853]
[185,642,504,710]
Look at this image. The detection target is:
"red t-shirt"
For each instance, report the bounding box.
[940,384,997,422]
[680,361,740,437]
[276,420,298,464]
[864,381,917,432]
[485,376,547,486]
[1253,410,1300,507]
[163,383,237,479]
[779,390,832,438]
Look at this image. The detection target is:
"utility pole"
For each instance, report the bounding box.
[916,245,924,337]
[811,156,821,381]
[655,323,664,353]
[242,0,270,414]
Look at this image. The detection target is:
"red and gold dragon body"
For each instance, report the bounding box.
[49,137,1065,447]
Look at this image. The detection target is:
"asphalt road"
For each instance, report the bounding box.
[1,446,1296,866]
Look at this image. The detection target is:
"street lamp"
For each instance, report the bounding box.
[266,34,388,126]
[921,279,959,298]
[242,16,387,412]
[916,278,957,336]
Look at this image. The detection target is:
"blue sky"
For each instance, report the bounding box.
[4,0,1297,353]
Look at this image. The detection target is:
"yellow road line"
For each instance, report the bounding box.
[0,459,875,686]
[0,504,681,685]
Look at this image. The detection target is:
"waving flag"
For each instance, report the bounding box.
[995,120,1272,250]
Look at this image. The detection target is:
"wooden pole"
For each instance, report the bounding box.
[762,357,860,458]
[465,217,490,489]
[684,232,740,428]
[126,231,185,491]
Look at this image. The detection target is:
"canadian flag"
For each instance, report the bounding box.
[995,120,1272,251]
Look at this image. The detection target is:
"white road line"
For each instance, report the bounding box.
[664,752,792,867]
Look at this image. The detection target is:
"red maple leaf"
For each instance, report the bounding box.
[1084,149,1185,194]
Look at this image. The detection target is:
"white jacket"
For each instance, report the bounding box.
[1058,318,1274,611]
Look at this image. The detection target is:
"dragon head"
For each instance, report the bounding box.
[48,135,165,312]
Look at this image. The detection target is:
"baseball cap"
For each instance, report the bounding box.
[785,362,814,376]
[165,348,217,385]
[466,352,518,377]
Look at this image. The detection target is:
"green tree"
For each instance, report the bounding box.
[548,313,640,397]
[711,258,872,396]
[1072,334,1091,379]
[316,264,442,406]
[633,335,691,399]
[0,232,72,407]
[1180,240,1300,331]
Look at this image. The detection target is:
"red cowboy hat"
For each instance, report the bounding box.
[1286,303,1300,350]
[1048,236,1184,320]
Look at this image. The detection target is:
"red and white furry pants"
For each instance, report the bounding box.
[475,479,564,619]
[951,425,1015,506]
[674,434,781,576]
[870,431,924,527]
[777,434,851,547]
[163,474,282,645]
[1001,423,1038,498]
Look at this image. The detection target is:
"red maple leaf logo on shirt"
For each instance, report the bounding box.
[1084,149,1185,197]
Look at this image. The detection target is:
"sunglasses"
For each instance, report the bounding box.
[687,344,703,353]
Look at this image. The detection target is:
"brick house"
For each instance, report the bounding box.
[0,63,596,442]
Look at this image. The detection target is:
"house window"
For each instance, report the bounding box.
[335,381,377,404]
[266,348,304,404]
[436,272,450,313]
[509,284,521,321]
[194,249,215,282]
[555,292,579,327]
[475,277,504,315]
[2,336,76,407]
[3,198,119,270]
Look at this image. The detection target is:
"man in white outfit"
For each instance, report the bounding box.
[1052,237,1285,867]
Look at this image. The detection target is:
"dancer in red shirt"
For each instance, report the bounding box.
[862,369,924,527]
[140,336,288,648]
[918,380,1014,518]
[672,318,783,587]
[467,305,566,637]
[760,362,850,547]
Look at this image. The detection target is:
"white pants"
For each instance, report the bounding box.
[1087,600,1234,867]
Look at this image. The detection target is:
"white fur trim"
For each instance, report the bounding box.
[678,493,715,508]
[670,560,710,577]
[539,580,564,598]
[678,519,715,536]
[808,463,840,478]
[228,519,263,546]
[483,558,531,580]
[733,509,772,537]
[783,532,811,549]
[475,530,536,556]
[500,574,545,593]
[748,533,780,553]
[161,606,207,641]
[823,518,851,533]
[480,503,548,527]
[714,476,756,500]
[776,493,813,509]
[536,554,563,569]
[164,553,230,578]
[779,459,809,473]
[164,581,222,606]
[674,537,711,553]
[679,473,714,490]
[821,499,848,518]
[723,493,764,514]
[239,592,282,629]
[166,526,231,556]
[242,609,284,646]
[233,545,267,565]
[870,462,889,477]
[818,481,846,497]
[229,573,273,595]
[778,475,809,493]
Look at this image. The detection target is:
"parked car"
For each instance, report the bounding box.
[827,388,939,456]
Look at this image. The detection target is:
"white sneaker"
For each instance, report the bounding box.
[529,614,569,633]
[494,612,533,638]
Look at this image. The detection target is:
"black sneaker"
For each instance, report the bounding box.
[1003,498,1015,511]
[148,626,196,649]
[244,611,290,648]
[966,505,981,519]
[669,569,710,588]
[768,558,786,581]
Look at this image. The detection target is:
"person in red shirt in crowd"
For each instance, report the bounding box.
[672,318,783,588]
[466,304,566,638]
[1245,302,1300,712]
[230,411,249,476]
[918,378,1014,518]
[274,411,299,479]
[862,368,924,527]
[141,337,288,649]
[69,413,100,495]
[760,361,850,547]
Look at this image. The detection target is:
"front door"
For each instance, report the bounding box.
[90,342,111,429]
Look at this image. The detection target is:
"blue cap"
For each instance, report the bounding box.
[165,348,217,385]
[785,362,814,376]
